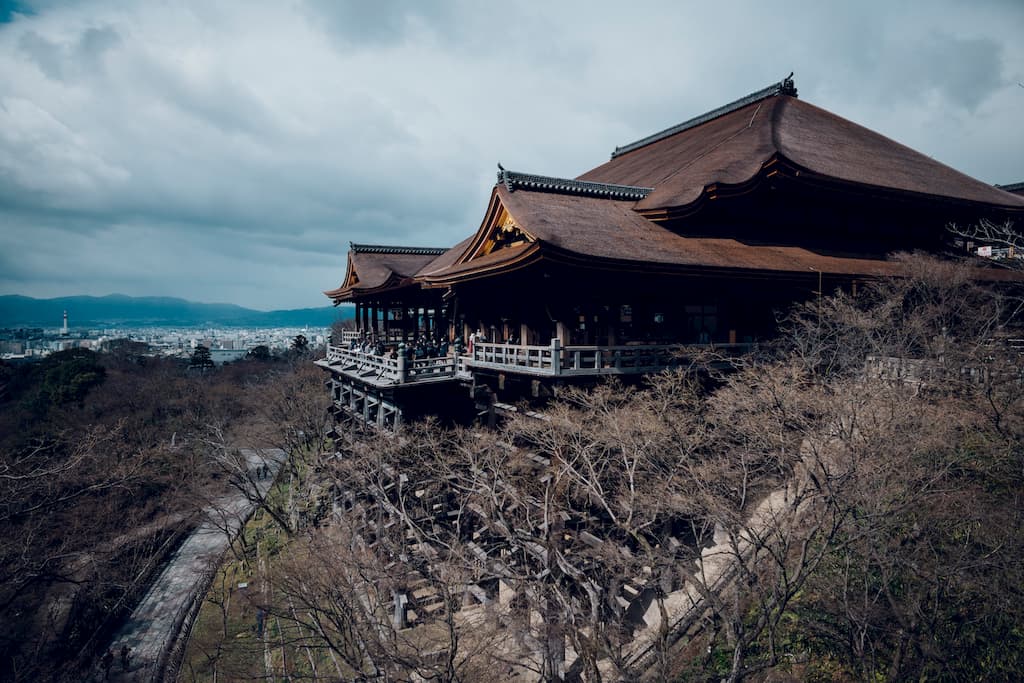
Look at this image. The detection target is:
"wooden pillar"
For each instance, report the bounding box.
[555,321,570,345]
[520,323,529,346]
[551,338,562,376]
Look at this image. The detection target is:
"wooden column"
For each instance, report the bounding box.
[555,321,570,345]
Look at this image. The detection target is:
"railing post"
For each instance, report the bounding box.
[397,344,407,383]
[551,338,562,376]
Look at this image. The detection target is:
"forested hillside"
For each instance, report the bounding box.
[4,254,1022,682]
[0,347,326,682]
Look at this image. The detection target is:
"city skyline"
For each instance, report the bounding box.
[2,0,1022,309]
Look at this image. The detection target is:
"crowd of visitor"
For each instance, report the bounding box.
[344,332,459,361]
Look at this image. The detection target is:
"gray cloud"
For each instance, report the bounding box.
[0,0,1021,310]
[301,0,459,47]
[17,23,119,81]
[910,32,1004,111]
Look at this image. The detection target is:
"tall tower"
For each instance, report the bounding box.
[61,310,69,336]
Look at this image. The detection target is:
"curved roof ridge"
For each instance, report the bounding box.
[497,168,652,200]
[610,74,797,159]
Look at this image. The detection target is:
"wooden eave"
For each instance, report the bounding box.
[533,241,902,280]
[638,153,1024,223]
[327,276,424,304]
[637,155,780,222]
[770,156,1024,214]
[419,242,543,288]
[504,241,1024,285]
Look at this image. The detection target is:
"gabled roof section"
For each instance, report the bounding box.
[610,74,797,159]
[324,243,448,304]
[580,76,1024,215]
[420,184,1024,289]
[457,187,540,262]
[997,181,1024,196]
[417,184,946,287]
[416,187,543,286]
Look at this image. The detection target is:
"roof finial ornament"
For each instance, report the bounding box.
[781,72,797,97]
[497,162,514,191]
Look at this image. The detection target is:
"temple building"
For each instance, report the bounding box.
[319,76,1024,428]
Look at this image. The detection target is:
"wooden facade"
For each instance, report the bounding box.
[319,76,1024,426]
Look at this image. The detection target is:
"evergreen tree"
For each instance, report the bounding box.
[291,334,309,356]
[189,345,214,370]
[247,344,272,361]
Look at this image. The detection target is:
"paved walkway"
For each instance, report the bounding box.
[97,448,286,682]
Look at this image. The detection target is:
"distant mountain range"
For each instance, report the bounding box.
[0,294,354,328]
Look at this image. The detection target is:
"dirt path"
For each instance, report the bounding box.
[96,448,286,683]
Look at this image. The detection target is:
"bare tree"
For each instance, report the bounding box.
[231,254,1024,682]
[949,218,1023,259]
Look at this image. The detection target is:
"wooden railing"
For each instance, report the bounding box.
[325,345,456,385]
[326,340,755,385]
[468,340,754,377]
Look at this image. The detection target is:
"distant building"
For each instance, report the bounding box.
[320,76,1024,428]
[210,348,248,365]
[996,181,1024,197]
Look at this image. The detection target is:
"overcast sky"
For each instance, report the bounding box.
[1,0,1022,310]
